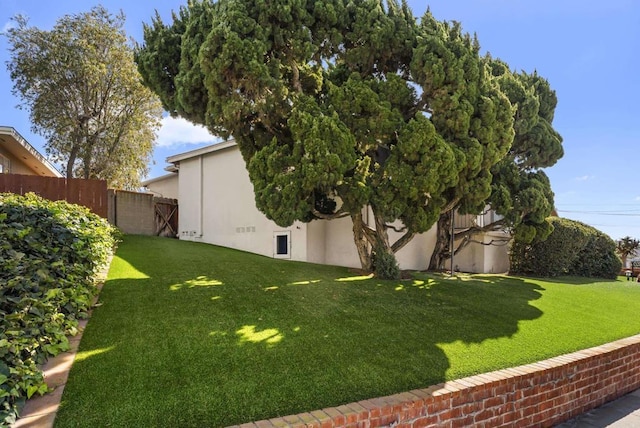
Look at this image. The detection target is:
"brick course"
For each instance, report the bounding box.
[234,334,640,428]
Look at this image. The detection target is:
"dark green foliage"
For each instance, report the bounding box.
[510,217,621,279]
[488,63,562,242]
[429,57,562,270]
[137,0,523,272]
[570,231,622,279]
[0,193,118,425]
[372,241,400,280]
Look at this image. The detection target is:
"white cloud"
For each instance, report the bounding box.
[156,116,219,147]
[575,175,592,181]
[1,20,15,33]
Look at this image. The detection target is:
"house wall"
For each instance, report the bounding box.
[178,146,307,261]
[173,144,508,272]
[144,174,178,199]
[323,215,362,269]
[388,218,437,271]
[306,220,327,265]
[454,236,484,273]
[0,146,36,175]
[177,157,203,239]
[455,232,511,274]
[306,212,438,271]
[483,232,511,273]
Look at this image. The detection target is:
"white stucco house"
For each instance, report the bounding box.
[144,140,510,273]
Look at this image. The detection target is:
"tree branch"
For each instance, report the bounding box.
[391,230,416,253]
[453,218,507,239]
[452,219,511,255]
[385,223,408,233]
[291,60,302,93]
[361,223,378,246]
[441,197,461,214]
[311,208,349,220]
[467,238,511,247]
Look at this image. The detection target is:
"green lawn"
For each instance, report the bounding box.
[54,235,640,427]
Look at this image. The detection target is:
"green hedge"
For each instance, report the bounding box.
[0,193,118,426]
[510,216,621,279]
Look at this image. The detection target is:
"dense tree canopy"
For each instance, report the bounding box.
[137,0,559,275]
[5,6,163,189]
[429,60,563,270]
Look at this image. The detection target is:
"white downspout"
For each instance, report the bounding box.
[198,155,203,238]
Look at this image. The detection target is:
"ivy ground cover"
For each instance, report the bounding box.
[0,193,117,426]
[55,235,640,427]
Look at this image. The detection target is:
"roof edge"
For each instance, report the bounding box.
[166,139,237,164]
[141,172,178,186]
[0,126,63,177]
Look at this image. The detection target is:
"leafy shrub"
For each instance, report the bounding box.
[0,193,118,425]
[510,216,621,279]
[569,228,621,279]
[372,241,400,280]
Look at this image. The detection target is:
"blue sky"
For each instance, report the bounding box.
[1,0,639,241]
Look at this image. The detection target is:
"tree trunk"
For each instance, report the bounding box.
[429,211,453,271]
[351,211,373,272]
[372,206,392,251]
[83,154,91,179]
[351,207,412,275]
[66,146,79,179]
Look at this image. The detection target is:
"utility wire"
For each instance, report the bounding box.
[557,210,640,216]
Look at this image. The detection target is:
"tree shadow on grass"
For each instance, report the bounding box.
[521,275,623,285]
[55,236,545,428]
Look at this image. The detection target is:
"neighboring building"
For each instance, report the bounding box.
[0,126,62,177]
[141,170,179,199]
[150,140,510,273]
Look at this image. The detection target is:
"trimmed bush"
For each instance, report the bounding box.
[510,216,621,279]
[569,229,622,279]
[372,241,400,280]
[0,193,118,426]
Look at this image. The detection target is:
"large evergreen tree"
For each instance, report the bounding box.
[429,59,563,270]
[5,6,163,189]
[137,0,536,276]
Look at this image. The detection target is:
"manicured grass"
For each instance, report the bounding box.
[55,236,640,427]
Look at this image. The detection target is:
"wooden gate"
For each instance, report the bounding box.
[154,197,178,237]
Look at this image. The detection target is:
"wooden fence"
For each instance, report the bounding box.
[0,173,108,218]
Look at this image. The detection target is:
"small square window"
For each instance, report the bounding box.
[276,235,288,254]
[273,231,291,259]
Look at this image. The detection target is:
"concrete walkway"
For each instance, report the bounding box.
[556,389,640,427]
[11,262,108,428]
[12,318,89,428]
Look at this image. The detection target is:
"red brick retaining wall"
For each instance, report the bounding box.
[236,334,640,428]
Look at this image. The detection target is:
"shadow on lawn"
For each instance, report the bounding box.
[526,275,622,285]
[56,237,545,427]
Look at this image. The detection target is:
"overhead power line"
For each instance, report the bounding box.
[557,210,640,216]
